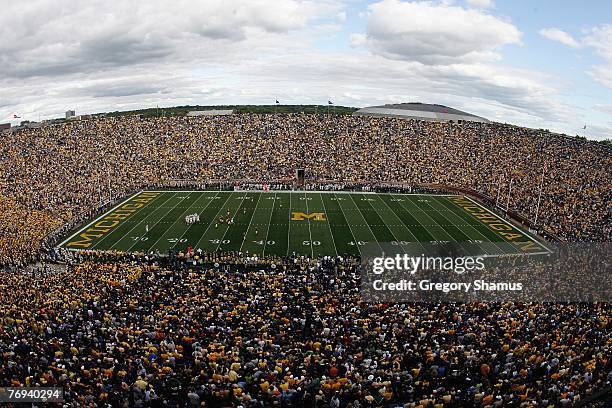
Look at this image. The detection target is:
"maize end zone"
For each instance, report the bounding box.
[58,190,550,257]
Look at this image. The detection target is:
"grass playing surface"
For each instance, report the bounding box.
[58,190,550,257]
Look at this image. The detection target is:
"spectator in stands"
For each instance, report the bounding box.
[0,259,609,406]
[0,114,608,266]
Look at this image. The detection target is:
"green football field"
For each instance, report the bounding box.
[58,190,550,257]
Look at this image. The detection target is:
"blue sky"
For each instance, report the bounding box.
[493,1,612,125]
[1,0,611,140]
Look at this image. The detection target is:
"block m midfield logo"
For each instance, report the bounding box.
[291,212,326,221]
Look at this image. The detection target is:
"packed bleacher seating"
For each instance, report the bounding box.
[0,114,609,266]
[1,257,610,407]
[0,114,610,406]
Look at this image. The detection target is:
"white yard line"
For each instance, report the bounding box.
[371,194,426,253]
[193,193,234,250]
[144,192,211,253]
[319,193,339,256]
[57,191,143,247]
[238,193,263,253]
[122,193,185,252]
[213,192,249,251]
[463,196,552,253]
[262,192,278,256]
[286,192,293,256]
[358,193,407,254]
[348,194,386,252]
[332,193,364,256]
[340,193,384,255]
[304,192,314,258]
[170,191,220,249]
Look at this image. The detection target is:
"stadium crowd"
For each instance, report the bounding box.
[1,257,610,407]
[0,113,610,406]
[0,114,609,265]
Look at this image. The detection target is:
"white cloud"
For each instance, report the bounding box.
[1,48,571,131]
[581,123,612,141]
[1,0,610,141]
[594,104,612,116]
[538,25,612,91]
[360,0,521,65]
[350,33,367,46]
[217,51,573,128]
[0,0,343,79]
[466,0,493,9]
[539,28,581,48]
[583,25,612,88]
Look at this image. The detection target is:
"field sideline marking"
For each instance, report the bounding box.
[463,196,552,253]
[148,190,461,196]
[57,190,144,248]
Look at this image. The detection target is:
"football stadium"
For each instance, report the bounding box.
[1,112,609,407]
[1,1,611,406]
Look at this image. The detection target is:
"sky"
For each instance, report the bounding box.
[1,0,611,140]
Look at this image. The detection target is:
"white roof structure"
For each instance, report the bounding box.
[187,110,234,116]
[354,103,489,123]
